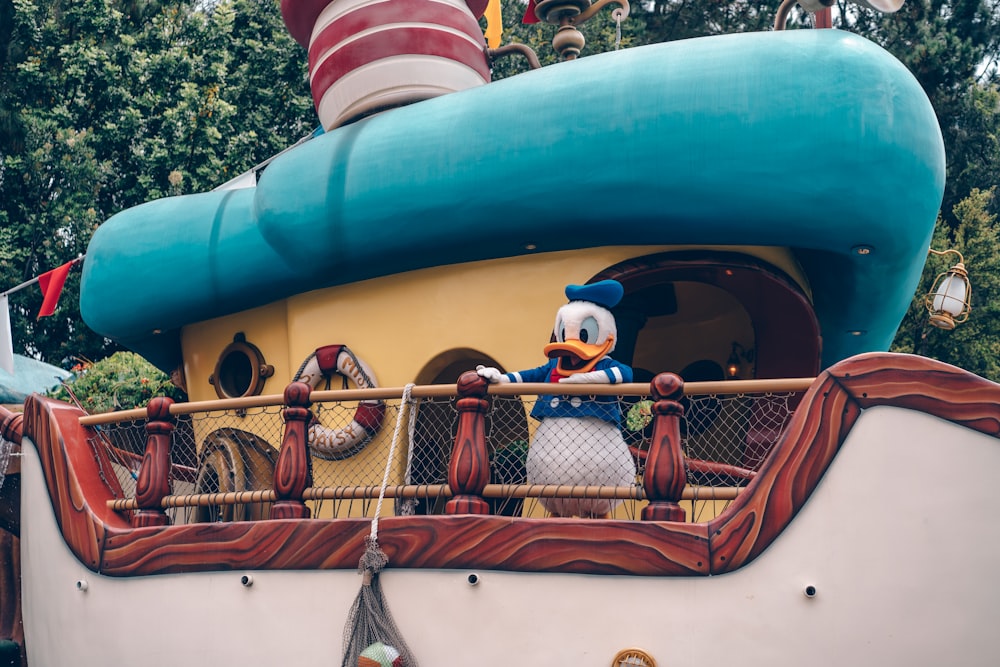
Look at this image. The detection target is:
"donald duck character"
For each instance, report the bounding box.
[477,279,636,518]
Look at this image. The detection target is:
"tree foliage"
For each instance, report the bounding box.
[0,0,313,366]
[47,351,186,413]
[2,0,999,377]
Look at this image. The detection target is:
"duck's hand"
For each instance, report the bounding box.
[559,370,610,384]
[476,365,509,384]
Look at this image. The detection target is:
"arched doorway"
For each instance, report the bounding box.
[594,251,821,474]
[592,251,821,380]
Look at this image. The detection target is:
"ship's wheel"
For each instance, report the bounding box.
[190,428,276,523]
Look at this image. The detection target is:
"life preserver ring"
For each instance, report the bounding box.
[293,344,385,460]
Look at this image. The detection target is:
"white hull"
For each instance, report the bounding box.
[22,405,1000,665]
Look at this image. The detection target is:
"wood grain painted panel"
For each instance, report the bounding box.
[21,353,1000,579]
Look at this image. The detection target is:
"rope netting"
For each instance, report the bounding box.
[92,386,803,524]
[0,433,13,493]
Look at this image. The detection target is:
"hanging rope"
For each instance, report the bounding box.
[397,392,419,516]
[614,8,623,49]
[341,383,419,667]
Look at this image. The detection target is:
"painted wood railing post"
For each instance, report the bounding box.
[0,408,22,444]
[641,373,688,522]
[132,397,175,528]
[446,371,491,515]
[271,382,313,520]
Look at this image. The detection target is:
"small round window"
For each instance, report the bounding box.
[210,333,274,399]
[612,649,656,667]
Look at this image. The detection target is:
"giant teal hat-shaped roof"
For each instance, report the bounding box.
[81,30,944,374]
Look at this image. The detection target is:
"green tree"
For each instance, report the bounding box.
[0,0,313,366]
[48,351,186,413]
[644,0,801,42]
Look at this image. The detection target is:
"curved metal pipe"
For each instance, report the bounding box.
[774,0,835,30]
[773,0,797,30]
[485,44,542,70]
[572,0,629,24]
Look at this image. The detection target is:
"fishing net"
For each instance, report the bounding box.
[0,435,12,493]
[341,384,419,667]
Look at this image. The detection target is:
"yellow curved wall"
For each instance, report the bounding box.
[178,245,807,517]
[182,245,806,399]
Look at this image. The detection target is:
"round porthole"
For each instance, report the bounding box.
[209,333,274,399]
[612,648,656,667]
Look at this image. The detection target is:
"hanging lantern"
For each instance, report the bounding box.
[924,249,971,330]
[725,342,754,380]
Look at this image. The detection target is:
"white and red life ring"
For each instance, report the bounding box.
[293,344,384,460]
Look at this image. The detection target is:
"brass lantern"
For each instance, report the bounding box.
[726,342,755,379]
[924,249,971,330]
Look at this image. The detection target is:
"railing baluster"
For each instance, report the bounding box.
[271,382,313,519]
[132,397,175,527]
[0,408,23,444]
[446,372,491,515]
[641,373,687,522]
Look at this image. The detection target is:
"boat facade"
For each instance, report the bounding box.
[3,9,993,666]
[7,352,1000,665]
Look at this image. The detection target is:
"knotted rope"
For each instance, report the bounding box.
[341,383,418,667]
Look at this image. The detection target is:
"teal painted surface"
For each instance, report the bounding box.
[0,355,71,404]
[81,30,945,372]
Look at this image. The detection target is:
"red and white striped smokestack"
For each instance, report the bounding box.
[282,0,492,130]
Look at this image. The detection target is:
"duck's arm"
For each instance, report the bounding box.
[558,358,632,384]
[477,360,556,384]
[476,365,510,383]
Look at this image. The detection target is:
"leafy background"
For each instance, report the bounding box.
[48,351,185,412]
[2,0,998,387]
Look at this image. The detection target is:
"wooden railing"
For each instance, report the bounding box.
[101,373,814,522]
[80,377,814,426]
[22,352,1000,578]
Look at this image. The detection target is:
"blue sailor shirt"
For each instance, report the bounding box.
[504,357,633,424]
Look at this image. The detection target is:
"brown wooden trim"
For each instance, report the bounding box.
[707,372,860,571]
[707,351,1000,572]
[0,407,23,445]
[99,515,710,576]
[271,383,313,519]
[106,483,745,512]
[23,397,128,571]
[24,353,1000,578]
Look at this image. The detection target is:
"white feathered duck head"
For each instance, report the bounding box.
[543,279,624,378]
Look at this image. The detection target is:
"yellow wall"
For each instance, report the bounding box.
[181,244,807,400]
[177,245,806,516]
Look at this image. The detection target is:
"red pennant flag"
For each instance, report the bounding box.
[522,0,539,23]
[815,7,832,28]
[37,260,75,318]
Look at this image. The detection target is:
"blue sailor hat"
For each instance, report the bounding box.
[565,279,624,309]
